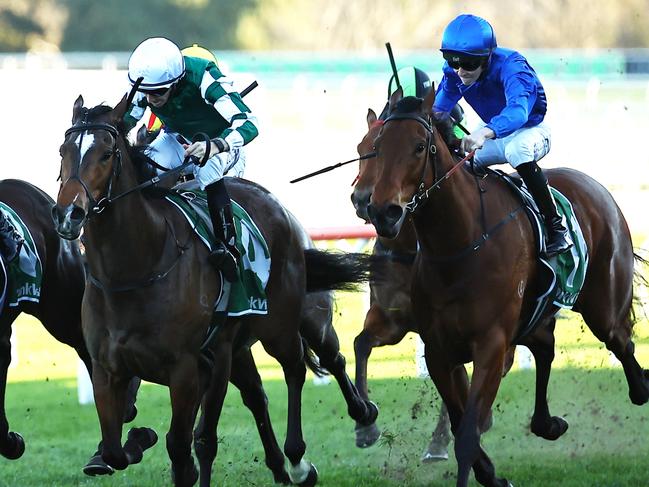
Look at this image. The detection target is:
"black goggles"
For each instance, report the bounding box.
[443,53,485,71]
[139,86,170,97]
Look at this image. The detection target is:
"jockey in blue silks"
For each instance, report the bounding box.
[433,14,572,257]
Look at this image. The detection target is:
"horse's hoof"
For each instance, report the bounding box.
[1,432,25,460]
[124,427,158,466]
[629,374,649,405]
[355,422,381,448]
[531,416,569,440]
[296,464,318,487]
[82,453,115,476]
[273,468,291,485]
[128,426,158,451]
[421,447,448,463]
[363,400,379,425]
[124,404,138,423]
[171,463,198,487]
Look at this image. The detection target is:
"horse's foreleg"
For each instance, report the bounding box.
[463,337,512,487]
[0,315,24,460]
[523,319,569,440]
[424,351,469,487]
[274,336,317,486]
[228,348,289,485]
[352,305,405,448]
[92,363,130,471]
[168,358,201,487]
[422,400,451,462]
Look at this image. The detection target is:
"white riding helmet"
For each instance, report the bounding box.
[128,37,185,91]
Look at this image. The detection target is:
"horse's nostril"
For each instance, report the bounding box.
[385,204,403,223]
[70,206,86,223]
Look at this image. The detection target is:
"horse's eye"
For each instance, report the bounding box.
[100,151,112,162]
[415,143,426,154]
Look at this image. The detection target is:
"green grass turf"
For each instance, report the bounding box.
[3,286,649,486]
[1,367,648,487]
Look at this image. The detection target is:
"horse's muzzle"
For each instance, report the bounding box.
[351,188,371,223]
[367,202,404,239]
[51,203,86,240]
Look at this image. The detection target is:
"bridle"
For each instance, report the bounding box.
[382,110,470,213]
[63,120,123,217]
[380,109,523,262]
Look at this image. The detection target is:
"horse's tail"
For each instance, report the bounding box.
[632,250,649,323]
[304,248,376,293]
[301,336,329,377]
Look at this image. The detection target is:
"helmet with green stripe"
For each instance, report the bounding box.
[387,66,432,99]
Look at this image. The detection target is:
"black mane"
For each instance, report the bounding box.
[85,103,158,184]
[391,96,460,150]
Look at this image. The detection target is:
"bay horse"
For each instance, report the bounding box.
[367,87,649,487]
[350,109,451,458]
[0,178,141,474]
[51,95,377,487]
[350,109,515,459]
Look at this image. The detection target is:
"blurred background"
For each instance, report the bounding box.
[0,0,646,390]
[1,2,649,484]
[0,0,647,237]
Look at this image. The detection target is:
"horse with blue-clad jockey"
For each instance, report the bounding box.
[365,13,649,487]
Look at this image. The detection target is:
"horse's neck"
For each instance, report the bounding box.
[84,172,170,281]
[413,152,483,256]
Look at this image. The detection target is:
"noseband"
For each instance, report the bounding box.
[382,111,470,213]
[64,121,122,217]
[382,112,438,213]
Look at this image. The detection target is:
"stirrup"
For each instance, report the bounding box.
[543,230,573,257]
[208,243,238,282]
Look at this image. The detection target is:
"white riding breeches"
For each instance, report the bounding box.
[146,130,247,189]
[473,122,551,169]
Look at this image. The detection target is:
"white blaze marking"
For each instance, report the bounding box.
[75,132,95,161]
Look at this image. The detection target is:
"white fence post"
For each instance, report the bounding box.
[77,359,94,405]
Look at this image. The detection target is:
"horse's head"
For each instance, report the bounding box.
[350,108,382,222]
[367,87,439,238]
[52,94,131,240]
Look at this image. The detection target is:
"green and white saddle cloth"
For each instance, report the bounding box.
[550,188,588,308]
[0,203,43,307]
[165,190,270,316]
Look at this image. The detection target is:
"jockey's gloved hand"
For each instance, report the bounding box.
[460,127,495,154]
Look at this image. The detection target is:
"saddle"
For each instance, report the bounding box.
[490,169,589,342]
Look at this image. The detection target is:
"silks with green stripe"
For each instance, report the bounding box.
[0,203,43,307]
[164,191,270,316]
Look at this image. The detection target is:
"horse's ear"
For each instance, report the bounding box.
[388,86,403,114]
[111,93,130,123]
[422,82,436,115]
[366,108,377,128]
[72,95,84,123]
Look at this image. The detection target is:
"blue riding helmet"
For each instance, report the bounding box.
[440,14,497,56]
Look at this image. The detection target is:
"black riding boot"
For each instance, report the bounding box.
[206,180,240,282]
[0,212,23,262]
[517,161,573,257]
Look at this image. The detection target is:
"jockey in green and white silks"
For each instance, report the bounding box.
[125,37,259,281]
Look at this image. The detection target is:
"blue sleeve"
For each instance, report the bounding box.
[485,59,539,138]
[433,69,462,114]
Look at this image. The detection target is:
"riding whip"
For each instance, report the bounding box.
[385,43,400,91]
[290,153,376,184]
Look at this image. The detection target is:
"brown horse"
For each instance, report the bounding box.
[350,109,451,458]
[367,88,648,487]
[0,178,142,474]
[51,95,376,487]
[351,108,515,458]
